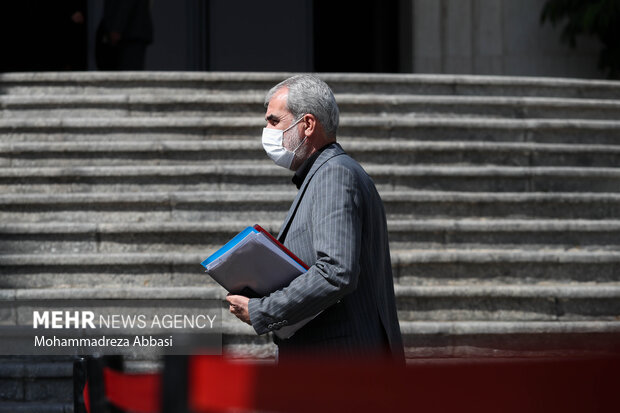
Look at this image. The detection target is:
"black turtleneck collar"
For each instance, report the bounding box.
[291,143,334,189]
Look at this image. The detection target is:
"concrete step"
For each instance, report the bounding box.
[207,320,620,359]
[2,219,620,255]
[338,94,620,120]
[1,164,618,194]
[0,190,292,223]
[2,72,620,99]
[392,248,620,285]
[401,320,620,358]
[2,139,619,168]
[2,285,619,324]
[0,402,70,413]
[0,249,618,289]
[2,94,619,120]
[387,219,620,250]
[394,284,620,321]
[0,93,262,119]
[2,319,619,360]
[0,359,73,406]
[2,191,619,223]
[2,116,620,145]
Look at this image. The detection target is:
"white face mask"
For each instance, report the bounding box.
[262,117,306,169]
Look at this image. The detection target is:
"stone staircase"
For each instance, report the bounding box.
[1,72,620,411]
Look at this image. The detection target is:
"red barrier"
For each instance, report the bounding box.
[82,382,89,413]
[78,355,620,413]
[188,356,257,412]
[83,367,161,413]
[188,356,620,413]
[103,368,161,413]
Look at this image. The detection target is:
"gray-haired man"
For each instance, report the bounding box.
[226,75,404,362]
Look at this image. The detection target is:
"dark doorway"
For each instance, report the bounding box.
[207,0,313,72]
[0,0,88,72]
[313,0,401,73]
[0,0,407,73]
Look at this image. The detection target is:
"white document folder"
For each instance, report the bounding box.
[201,225,318,339]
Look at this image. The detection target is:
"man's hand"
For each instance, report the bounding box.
[225,294,251,325]
[71,11,85,24]
[109,31,122,45]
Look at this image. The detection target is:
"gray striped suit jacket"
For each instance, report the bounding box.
[248,143,405,362]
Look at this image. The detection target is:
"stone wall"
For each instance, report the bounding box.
[411,0,604,79]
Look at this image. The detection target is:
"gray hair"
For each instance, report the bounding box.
[264,75,340,139]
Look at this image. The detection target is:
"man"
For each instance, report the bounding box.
[226,75,404,362]
[96,0,153,70]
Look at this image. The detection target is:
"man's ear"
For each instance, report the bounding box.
[303,114,317,137]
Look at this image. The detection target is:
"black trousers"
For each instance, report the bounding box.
[116,40,148,70]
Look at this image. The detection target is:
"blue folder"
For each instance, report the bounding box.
[200,226,258,268]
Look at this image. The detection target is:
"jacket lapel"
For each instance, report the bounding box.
[277,143,345,241]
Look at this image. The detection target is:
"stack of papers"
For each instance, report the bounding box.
[201,225,315,339]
